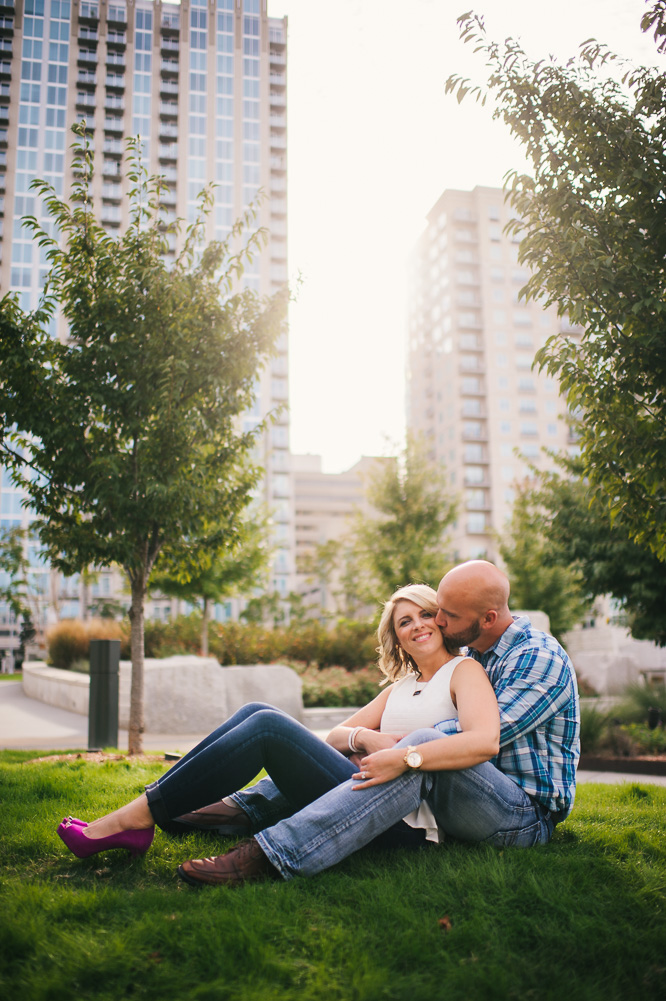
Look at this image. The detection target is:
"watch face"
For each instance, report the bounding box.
[406,750,422,768]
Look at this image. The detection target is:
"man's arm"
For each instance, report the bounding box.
[491,650,574,748]
[435,648,575,747]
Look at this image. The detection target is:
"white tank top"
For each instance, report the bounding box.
[379,655,467,843]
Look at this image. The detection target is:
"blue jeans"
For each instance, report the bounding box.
[144,702,357,832]
[144,703,425,849]
[251,728,556,880]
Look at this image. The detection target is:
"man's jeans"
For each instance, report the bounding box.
[247,728,556,880]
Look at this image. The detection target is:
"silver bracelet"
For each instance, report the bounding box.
[348,726,364,753]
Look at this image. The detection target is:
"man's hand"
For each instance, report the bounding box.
[352,746,409,788]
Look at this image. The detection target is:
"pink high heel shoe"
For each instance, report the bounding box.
[57,818,154,859]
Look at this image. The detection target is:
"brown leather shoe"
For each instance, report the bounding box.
[175,799,251,835]
[177,838,279,887]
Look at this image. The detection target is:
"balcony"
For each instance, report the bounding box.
[0,59,9,77]
[0,15,14,34]
[270,91,286,107]
[101,205,121,225]
[270,50,286,67]
[105,74,125,90]
[107,29,126,47]
[102,159,122,177]
[158,143,178,161]
[77,72,97,87]
[160,165,178,182]
[159,187,177,207]
[76,92,96,109]
[161,37,179,53]
[159,122,178,138]
[103,116,123,133]
[159,101,178,118]
[79,26,98,44]
[270,133,286,149]
[78,47,97,66]
[105,94,124,110]
[270,112,286,130]
[161,59,179,75]
[103,138,123,157]
[160,79,179,96]
[102,183,122,200]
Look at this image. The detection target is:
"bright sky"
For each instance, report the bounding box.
[269,0,660,472]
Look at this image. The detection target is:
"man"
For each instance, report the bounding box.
[177,560,580,886]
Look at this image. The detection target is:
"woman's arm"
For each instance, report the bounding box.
[325,685,401,756]
[352,660,500,787]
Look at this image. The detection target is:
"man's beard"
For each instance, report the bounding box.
[444,618,482,649]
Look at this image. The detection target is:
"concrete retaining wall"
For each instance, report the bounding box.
[23,657,303,732]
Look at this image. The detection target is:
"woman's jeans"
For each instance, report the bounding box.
[144,702,358,832]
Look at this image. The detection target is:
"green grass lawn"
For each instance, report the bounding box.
[0,750,664,1001]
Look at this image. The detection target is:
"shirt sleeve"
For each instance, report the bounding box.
[492,648,573,748]
[432,717,463,737]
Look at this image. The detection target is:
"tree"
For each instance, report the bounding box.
[447,5,666,559]
[348,437,458,608]
[0,525,37,665]
[0,128,287,752]
[529,457,666,646]
[497,481,591,642]
[150,512,272,655]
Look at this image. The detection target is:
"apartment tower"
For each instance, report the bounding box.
[406,186,580,563]
[0,0,291,651]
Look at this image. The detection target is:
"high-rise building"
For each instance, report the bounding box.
[406,185,580,563]
[292,453,392,617]
[0,0,292,653]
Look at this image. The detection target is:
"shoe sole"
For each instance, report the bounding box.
[177,864,206,887]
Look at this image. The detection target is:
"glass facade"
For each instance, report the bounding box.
[0,0,293,628]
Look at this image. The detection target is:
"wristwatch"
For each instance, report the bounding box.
[403,745,423,769]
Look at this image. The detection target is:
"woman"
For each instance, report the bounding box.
[57,583,499,861]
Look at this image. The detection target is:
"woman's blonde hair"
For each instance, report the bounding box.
[376,583,459,683]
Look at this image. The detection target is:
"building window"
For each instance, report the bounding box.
[467,513,486,533]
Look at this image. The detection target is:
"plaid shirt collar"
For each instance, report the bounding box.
[471,615,532,668]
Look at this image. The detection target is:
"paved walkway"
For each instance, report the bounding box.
[1,680,665,786]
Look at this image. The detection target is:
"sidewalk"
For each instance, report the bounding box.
[2,680,666,786]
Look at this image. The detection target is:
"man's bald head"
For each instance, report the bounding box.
[440,560,510,616]
[435,561,513,652]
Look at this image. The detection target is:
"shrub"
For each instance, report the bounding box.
[46,618,126,670]
[579,704,610,755]
[298,665,383,708]
[613,683,666,725]
[620,722,666,755]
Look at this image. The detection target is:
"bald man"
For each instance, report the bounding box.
[177,561,580,885]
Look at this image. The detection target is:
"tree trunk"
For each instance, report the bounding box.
[201,596,209,657]
[127,573,146,755]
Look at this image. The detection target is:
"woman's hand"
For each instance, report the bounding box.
[352,747,408,789]
[355,730,402,755]
[349,733,400,769]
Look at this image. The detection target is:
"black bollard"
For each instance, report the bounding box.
[647,707,662,731]
[88,639,120,750]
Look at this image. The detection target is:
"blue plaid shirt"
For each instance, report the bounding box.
[436,616,580,819]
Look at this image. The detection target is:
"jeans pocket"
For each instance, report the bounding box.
[483,812,553,848]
